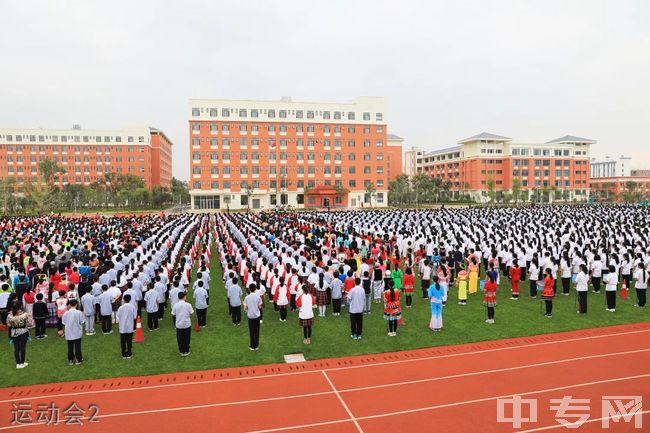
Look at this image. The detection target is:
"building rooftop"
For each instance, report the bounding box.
[458,132,512,144]
[387,134,404,141]
[546,135,596,144]
[424,145,463,157]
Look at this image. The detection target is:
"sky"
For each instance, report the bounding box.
[1,0,649,181]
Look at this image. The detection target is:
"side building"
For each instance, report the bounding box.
[590,155,650,201]
[0,126,173,189]
[188,97,402,210]
[418,132,592,202]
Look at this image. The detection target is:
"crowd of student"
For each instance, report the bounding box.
[215,205,649,349]
[2,205,649,369]
[0,214,211,369]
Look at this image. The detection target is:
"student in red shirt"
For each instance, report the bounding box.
[483,274,498,324]
[509,260,522,300]
[401,267,415,308]
[541,268,555,318]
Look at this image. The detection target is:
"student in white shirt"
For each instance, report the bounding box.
[633,263,648,308]
[590,255,603,293]
[116,294,137,359]
[144,284,159,331]
[194,280,209,327]
[420,260,432,299]
[560,255,572,295]
[604,265,618,312]
[575,264,590,314]
[171,291,194,356]
[80,291,97,335]
[296,285,316,345]
[61,299,85,365]
[528,258,540,298]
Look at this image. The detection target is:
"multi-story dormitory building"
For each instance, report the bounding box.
[188,97,403,210]
[0,126,173,189]
[408,132,592,202]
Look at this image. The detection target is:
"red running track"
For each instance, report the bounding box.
[1,323,649,432]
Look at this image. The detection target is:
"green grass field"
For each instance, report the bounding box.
[4,252,648,388]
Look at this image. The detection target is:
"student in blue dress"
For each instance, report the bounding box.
[428,276,447,332]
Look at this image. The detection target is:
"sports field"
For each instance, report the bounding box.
[4,244,647,388]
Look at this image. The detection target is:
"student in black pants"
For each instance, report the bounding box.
[633,263,648,308]
[32,293,49,339]
[604,265,618,312]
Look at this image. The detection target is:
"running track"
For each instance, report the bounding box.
[1,323,649,432]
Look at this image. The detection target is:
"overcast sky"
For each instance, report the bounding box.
[2,0,649,180]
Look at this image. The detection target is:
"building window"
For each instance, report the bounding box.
[307,111,314,119]
[209,108,217,117]
[192,138,200,146]
[376,113,383,121]
[268,109,275,118]
[192,108,200,116]
[222,108,230,117]
[334,111,341,120]
[279,110,287,118]
[239,109,247,118]
[363,112,370,121]
[348,112,355,120]
[322,111,330,119]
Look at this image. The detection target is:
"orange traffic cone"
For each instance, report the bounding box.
[194,321,201,333]
[134,316,145,342]
[621,281,629,300]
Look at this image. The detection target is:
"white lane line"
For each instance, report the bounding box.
[2,349,650,431]
[338,348,650,394]
[517,410,650,432]
[0,390,337,431]
[322,370,363,433]
[247,374,650,433]
[1,327,648,403]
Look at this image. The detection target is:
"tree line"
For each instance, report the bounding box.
[0,159,190,214]
[389,174,588,206]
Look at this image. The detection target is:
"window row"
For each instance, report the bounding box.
[191,151,384,161]
[0,135,145,143]
[192,108,384,122]
[192,166,386,175]
[6,155,144,163]
[512,148,576,157]
[191,137,384,148]
[191,123,384,134]
[193,179,384,190]
[1,144,146,152]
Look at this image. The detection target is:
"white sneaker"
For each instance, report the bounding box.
[16,364,25,369]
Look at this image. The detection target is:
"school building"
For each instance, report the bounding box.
[0,126,173,189]
[416,132,593,202]
[188,96,403,211]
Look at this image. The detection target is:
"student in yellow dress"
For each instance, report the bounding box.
[468,256,480,295]
[456,265,468,305]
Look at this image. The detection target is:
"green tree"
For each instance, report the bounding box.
[38,158,66,189]
[0,178,16,214]
[334,184,349,207]
[365,182,376,207]
[388,175,410,206]
[511,178,522,204]
[411,173,430,206]
[486,176,496,204]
